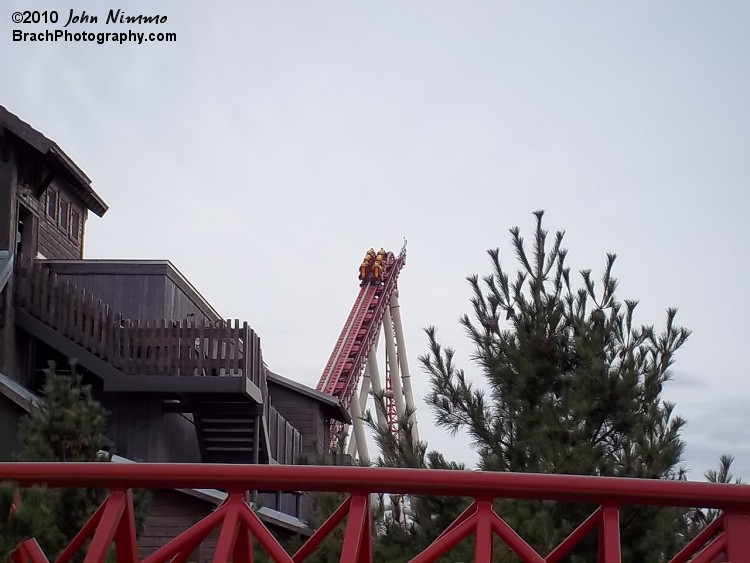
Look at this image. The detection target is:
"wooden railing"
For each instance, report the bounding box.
[13,264,265,388]
[268,405,302,465]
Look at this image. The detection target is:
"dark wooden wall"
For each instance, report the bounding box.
[163,270,221,324]
[0,396,23,460]
[99,396,202,463]
[138,490,219,562]
[44,261,221,325]
[27,181,85,260]
[139,490,302,562]
[0,137,87,383]
[267,383,328,456]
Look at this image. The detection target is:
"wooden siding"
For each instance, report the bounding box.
[139,490,219,562]
[163,273,221,324]
[44,266,168,322]
[101,397,201,463]
[21,180,85,260]
[268,382,327,456]
[0,396,23,460]
[139,490,301,562]
[267,404,302,465]
[41,260,220,324]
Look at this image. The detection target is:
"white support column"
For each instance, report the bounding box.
[365,341,389,432]
[383,308,406,421]
[348,370,367,459]
[390,291,419,443]
[348,391,369,461]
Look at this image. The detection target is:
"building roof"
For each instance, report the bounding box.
[0,105,108,217]
[0,371,41,412]
[266,369,352,424]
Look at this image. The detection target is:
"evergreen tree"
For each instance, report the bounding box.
[17,361,110,553]
[419,211,691,560]
[359,400,463,561]
[678,454,743,547]
[0,483,62,561]
[2,361,148,560]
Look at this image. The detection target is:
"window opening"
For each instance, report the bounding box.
[47,190,57,218]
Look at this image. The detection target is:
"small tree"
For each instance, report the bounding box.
[363,398,481,562]
[421,211,691,560]
[0,483,61,561]
[2,361,148,560]
[17,361,110,551]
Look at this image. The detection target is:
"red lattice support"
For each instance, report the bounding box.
[4,463,750,562]
[56,489,138,563]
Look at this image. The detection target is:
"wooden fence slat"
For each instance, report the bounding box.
[111,312,121,369]
[80,290,91,351]
[181,321,192,377]
[39,267,49,324]
[146,320,154,375]
[92,299,102,356]
[183,320,193,377]
[101,304,111,360]
[196,322,205,377]
[230,319,239,375]
[219,319,229,376]
[46,272,55,330]
[126,319,136,374]
[206,321,215,377]
[77,289,85,349]
[176,320,185,376]
[159,319,167,376]
[30,264,40,319]
[59,281,69,340]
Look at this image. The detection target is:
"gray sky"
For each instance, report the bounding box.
[4,1,750,480]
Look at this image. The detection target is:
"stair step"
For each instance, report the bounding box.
[205,446,254,452]
[204,437,251,443]
[200,418,254,424]
[203,428,253,436]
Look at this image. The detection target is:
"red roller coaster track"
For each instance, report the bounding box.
[316,247,406,412]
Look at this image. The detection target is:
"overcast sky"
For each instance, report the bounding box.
[3,2,750,480]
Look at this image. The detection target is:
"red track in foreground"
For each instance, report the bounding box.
[5,462,750,562]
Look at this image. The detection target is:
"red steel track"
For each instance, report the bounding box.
[5,462,750,562]
[317,250,405,411]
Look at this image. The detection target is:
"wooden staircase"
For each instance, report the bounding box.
[198,409,264,464]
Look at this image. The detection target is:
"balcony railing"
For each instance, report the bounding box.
[14,265,264,389]
[4,463,750,562]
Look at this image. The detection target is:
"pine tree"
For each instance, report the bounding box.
[2,361,148,560]
[0,483,62,561]
[678,454,743,547]
[16,361,110,553]
[362,398,483,562]
[420,211,691,560]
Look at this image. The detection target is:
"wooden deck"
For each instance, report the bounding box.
[13,263,301,466]
[14,264,263,385]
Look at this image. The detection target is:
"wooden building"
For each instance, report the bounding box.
[0,105,350,557]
